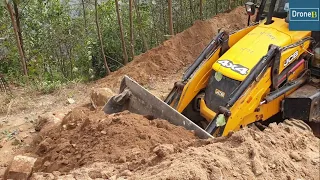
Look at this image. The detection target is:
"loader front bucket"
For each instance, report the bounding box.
[103,75,212,139]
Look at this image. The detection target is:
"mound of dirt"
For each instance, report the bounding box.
[97,7,248,90]
[32,107,196,173]
[131,123,320,180]
[31,122,320,180]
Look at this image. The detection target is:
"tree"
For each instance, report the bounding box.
[94,0,111,75]
[215,0,218,14]
[228,0,232,10]
[200,0,203,19]
[129,0,135,59]
[134,0,149,51]
[81,0,88,34]
[5,0,28,76]
[13,1,25,59]
[115,0,129,64]
[168,0,174,35]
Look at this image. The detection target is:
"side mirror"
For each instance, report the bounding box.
[245,2,256,16]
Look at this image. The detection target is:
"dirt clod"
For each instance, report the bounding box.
[52,171,60,177]
[120,170,133,177]
[289,152,302,162]
[35,113,63,133]
[251,158,264,176]
[90,88,115,108]
[88,170,102,179]
[153,144,174,158]
[118,156,126,163]
[5,155,37,180]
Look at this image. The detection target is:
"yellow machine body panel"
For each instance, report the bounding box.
[212,18,311,81]
[223,59,306,136]
[176,18,312,136]
[176,24,258,113]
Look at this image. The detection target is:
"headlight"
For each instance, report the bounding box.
[245,2,255,16]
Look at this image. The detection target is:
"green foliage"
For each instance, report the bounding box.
[0,0,247,93]
[33,79,63,94]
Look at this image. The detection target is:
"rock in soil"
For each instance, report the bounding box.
[4,155,37,180]
[289,152,302,162]
[153,144,174,158]
[90,88,115,108]
[35,112,63,132]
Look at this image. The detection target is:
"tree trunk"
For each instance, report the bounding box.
[160,1,165,39]
[115,0,129,64]
[129,0,135,59]
[151,3,159,45]
[13,2,25,59]
[6,1,28,76]
[215,0,218,15]
[81,0,88,34]
[200,0,203,19]
[178,0,183,33]
[94,0,111,75]
[69,48,73,79]
[134,0,149,51]
[189,0,195,23]
[168,0,174,36]
[162,1,166,36]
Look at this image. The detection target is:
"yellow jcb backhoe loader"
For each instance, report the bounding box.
[104,0,320,139]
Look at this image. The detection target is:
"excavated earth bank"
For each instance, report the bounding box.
[31,111,320,180]
[97,7,248,91]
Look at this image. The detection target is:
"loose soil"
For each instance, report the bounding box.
[32,107,196,173]
[31,119,320,180]
[130,123,320,180]
[0,83,90,176]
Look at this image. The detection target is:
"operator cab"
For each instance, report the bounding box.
[245,0,320,76]
[260,0,289,20]
[245,0,289,25]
